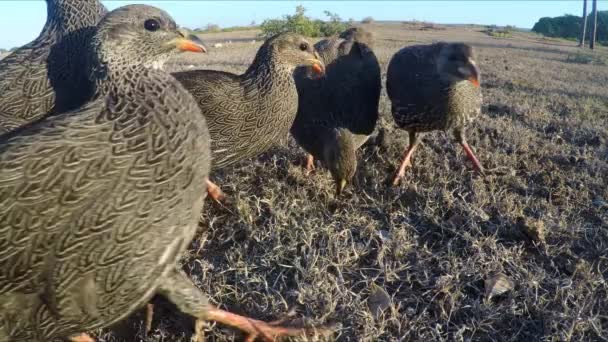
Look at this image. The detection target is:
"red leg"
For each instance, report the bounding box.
[392,132,420,186]
[460,142,485,175]
[70,334,95,342]
[203,306,331,342]
[206,178,225,202]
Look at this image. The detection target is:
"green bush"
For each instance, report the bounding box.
[259,5,349,38]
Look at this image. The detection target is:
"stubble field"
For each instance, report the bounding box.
[96,22,608,341]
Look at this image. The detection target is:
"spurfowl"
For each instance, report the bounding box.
[386,42,484,185]
[0,5,328,342]
[172,32,325,201]
[292,27,381,195]
[0,0,107,134]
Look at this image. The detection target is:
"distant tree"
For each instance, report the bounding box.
[259,5,348,38]
[318,10,349,37]
[579,0,588,46]
[205,23,220,32]
[590,0,598,49]
[532,11,607,44]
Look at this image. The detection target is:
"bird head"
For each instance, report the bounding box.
[91,4,206,72]
[437,43,480,87]
[339,27,375,50]
[270,32,325,76]
[322,128,358,196]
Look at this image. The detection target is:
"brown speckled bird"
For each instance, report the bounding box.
[292,27,381,195]
[172,32,325,201]
[0,0,107,134]
[0,5,327,342]
[386,42,484,185]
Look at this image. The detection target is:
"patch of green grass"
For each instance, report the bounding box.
[566,52,608,66]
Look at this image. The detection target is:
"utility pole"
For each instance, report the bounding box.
[579,0,588,47]
[590,0,597,49]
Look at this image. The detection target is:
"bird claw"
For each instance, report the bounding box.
[206,179,226,203]
[203,306,332,342]
[69,333,95,342]
[304,154,315,175]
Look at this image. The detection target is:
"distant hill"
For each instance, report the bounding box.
[532,11,607,43]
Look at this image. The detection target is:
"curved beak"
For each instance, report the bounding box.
[468,61,480,87]
[167,29,207,53]
[308,51,325,75]
[335,179,347,196]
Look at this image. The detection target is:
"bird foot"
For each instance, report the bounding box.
[391,160,412,186]
[144,302,154,336]
[201,306,332,342]
[460,143,485,176]
[304,154,315,175]
[69,333,95,342]
[206,179,226,202]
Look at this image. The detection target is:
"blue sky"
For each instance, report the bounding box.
[0,1,591,49]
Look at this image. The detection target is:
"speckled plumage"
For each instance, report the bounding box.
[386,42,484,184]
[0,5,210,341]
[292,27,381,193]
[0,0,107,134]
[387,42,482,133]
[173,32,324,170]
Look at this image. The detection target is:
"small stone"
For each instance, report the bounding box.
[484,273,514,301]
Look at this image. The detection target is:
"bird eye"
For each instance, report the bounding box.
[144,19,160,32]
[299,42,309,51]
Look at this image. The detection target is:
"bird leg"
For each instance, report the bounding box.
[453,129,485,175]
[460,142,485,175]
[304,154,315,175]
[392,132,420,186]
[158,269,332,342]
[144,302,154,336]
[206,178,226,202]
[69,333,95,342]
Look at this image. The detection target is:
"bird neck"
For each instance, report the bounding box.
[44,0,105,35]
[92,63,149,98]
[242,47,294,95]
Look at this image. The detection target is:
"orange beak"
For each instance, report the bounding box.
[468,62,480,87]
[312,62,324,75]
[468,76,480,87]
[167,31,207,53]
[176,36,207,53]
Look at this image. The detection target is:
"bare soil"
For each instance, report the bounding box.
[97,22,608,341]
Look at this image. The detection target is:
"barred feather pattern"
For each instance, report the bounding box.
[0,6,211,341]
[291,28,381,170]
[173,33,318,170]
[0,0,107,134]
[386,43,482,134]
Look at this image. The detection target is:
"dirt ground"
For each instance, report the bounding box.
[96,22,608,341]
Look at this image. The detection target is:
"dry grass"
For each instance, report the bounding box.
[97,22,607,341]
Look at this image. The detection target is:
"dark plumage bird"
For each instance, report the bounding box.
[0,5,326,342]
[292,27,381,195]
[172,32,325,201]
[386,42,484,185]
[0,0,107,134]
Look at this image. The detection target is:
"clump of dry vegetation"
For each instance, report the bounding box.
[566,51,608,66]
[483,25,513,39]
[98,22,608,342]
[362,16,374,24]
